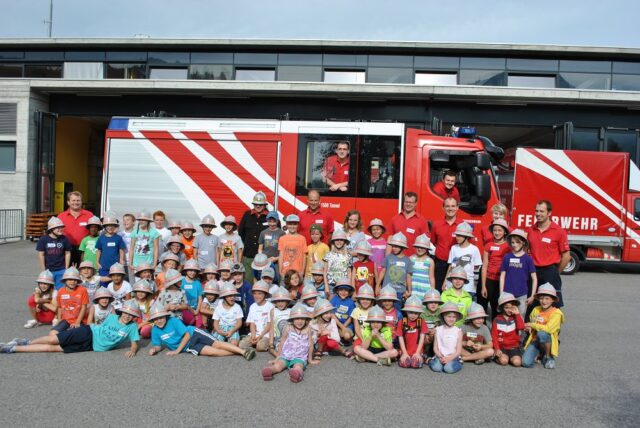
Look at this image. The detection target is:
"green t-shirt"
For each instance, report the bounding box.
[362,325,393,349]
[79,235,99,267]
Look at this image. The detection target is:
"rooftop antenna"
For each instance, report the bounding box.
[43,0,53,37]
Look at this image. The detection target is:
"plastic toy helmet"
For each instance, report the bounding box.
[422,288,443,305]
[181,259,201,273]
[465,302,488,321]
[36,269,55,285]
[167,220,181,230]
[447,266,469,284]
[355,284,375,300]
[199,214,217,228]
[354,240,373,256]
[252,280,271,296]
[288,303,312,320]
[136,210,152,222]
[413,234,431,249]
[535,283,558,301]
[454,222,475,238]
[377,285,399,302]
[202,263,218,275]
[270,286,293,302]
[333,279,354,293]
[85,216,102,229]
[330,229,348,243]
[490,218,510,235]
[108,263,126,276]
[313,298,335,318]
[251,253,270,270]
[230,263,245,274]
[218,281,240,298]
[62,267,81,282]
[285,214,300,224]
[220,216,238,230]
[78,260,96,271]
[252,191,267,205]
[402,296,424,313]
[117,299,142,318]
[365,305,387,323]
[498,292,519,309]
[148,304,171,322]
[507,229,529,247]
[163,269,183,288]
[367,218,386,234]
[300,284,320,301]
[46,216,65,232]
[260,266,275,279]
[180,222,196,232]
[132,279,154,295]
[218,259,234,272]
[134,263,154,274]
[387,232,408,249]
[310,261,324,276]
[203,280,220,295]
[101,217,119,227]
[439,302,463,320]
[92,287,114,304]
[165,236,185,249]
[161,253,181,265]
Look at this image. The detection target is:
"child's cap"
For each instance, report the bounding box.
[454,222,475,238]
[507,229,529,247]
[271,286,292,302]
[422,288,443,305]
[199,214,217,228]
[78,260,96,272]
[202,263,218,275]
[203,280,219,295]
[92,287,114,304]
[330,229,348,243]
[285,214,300,224]
[251,253,270,271]
[85,216,102,230]
[497,292,519,310]
[490,218,510,235]
[62,267,81,282]
[266,211,279,221]
[310,261,324,276]
[220,216,238,230]
[136,210,153,222]
[46,216,65,232]
[313,298,335,318]
[413,234,431,249]
[218,281,240,298]
[36,269,55,285]
[377,285,399,302]
[181,259,201,273]
[180,222,196,232]
[365,305,387,323]
[535,283,558,301]
[230,263,245,274]
[148,304,171,321]
[355,284,375,300]
[161,253,180,265]
[252,280,271,296]
[354,240,372,256]
[309,224,323,235]
[252,191,267,205]
[367,218,386,234]
[401,296,424,313]
[465,302,488,321]
[439,302,463,320]
[333,279,354,293]
[300,283,320,301]
[260,266,276,279]
[134,263,154,274]
[288,303,312,321]
[387,232,408,249]
[447,266,469,284]
[218,259,234,272]
[165,236,185,249]
[163,269,183,288]
[132,279,154,295]
[117,299,142,319]
[101,217,119,227]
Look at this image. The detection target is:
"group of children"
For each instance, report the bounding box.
[7,208,565,383]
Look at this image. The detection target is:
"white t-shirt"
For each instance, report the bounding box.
[447,244,482,293]
[201,297,219,312]
[106,281,132,310]
[212,302,243,327]
[153,227,172,242]
[246,301,274,337]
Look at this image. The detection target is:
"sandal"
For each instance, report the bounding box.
[344,350,355,359]
[261,366,273,381]
[313,351,323,360]
[289,367,304,383]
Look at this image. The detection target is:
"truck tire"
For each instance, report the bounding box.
[562,250,580,275]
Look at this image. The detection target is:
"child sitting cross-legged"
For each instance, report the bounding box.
[352,305,399,366]
[460,303,494,365]
[310,298,352,359]
[429,302,464,374]
[397,296,427,369]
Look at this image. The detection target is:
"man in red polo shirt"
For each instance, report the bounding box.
[432,170,460,202]
[298,190,335,245]
[431,197,462,291]
[389,191,428,256]
[57,191,94,266]
[322,141,350,192]
[527,200,570,308]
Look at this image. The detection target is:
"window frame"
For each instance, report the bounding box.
[0,141,17,173]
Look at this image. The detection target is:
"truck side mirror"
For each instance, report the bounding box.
[476,152,491,170]
[475,173,491,201]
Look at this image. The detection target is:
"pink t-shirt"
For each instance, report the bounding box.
[367,237,387,273]
[435,325,461,357]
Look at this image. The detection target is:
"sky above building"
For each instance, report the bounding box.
[0,0,638,48]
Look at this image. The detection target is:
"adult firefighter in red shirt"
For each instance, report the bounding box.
[527,200,570,308]
[322,140,350,192]
[432,170,460,202]
[388,191,428,257]
[57,191,94,266]
[431,197,463,292]
[298,190,334,245]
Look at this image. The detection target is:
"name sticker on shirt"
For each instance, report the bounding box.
[344,171,349,175]
[47,243,56,248]
[385,315,395,322]
[160,333,172,340]
[338,305,349,313]
[61,295,70,300]
[490,246,500,251]
[117,330,127,337]
[79,222,87,226]
[535,316,545,324]
[396,261,406,267]
[509,258,520,263]
[406,228,415,234]
[184,284,193,290]
[542,237,552,243]
[467,332,478,338]
[315,219,324,224]
[200,251,208,256]
[265,235,272,240]
[107,242,116,247]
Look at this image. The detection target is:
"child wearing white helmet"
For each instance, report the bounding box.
[36,216,72,290]
[180,222,197,261]
[198,280,219,331]
[500,229,538,316]
[24,270,57,329]
[329,280,356,343]
[522,283,564,369]
[95,217,126,283]
[323,229,352,298]
[480,218,511,321]
[79,260,100,304]
[421,288,443,356]
[308,261,327,299]
[181,260,203,326]
[304,224,330,285]
[129,211,161,272]
[268,286,292,357]
[277,214,307,278]
[161,236,187,270]
[118,213,136,283]
[444,222,482,298]
[156,269,189,321]
[216,259,233,288]
[261,303,317,383]
[351,284,376,349]
[491,292,525,367]
[78,216,102,269]
[300,284,320,314]
[460,303,495,365]
[429,302,463,374]
[366,218,387,276]
[410,234,435,301]
[212,282,244,346]
[147,304,256,360]
[257,211,285,283]
[131,279,156,338]
[352,240,375,294]
[377,232,413,305]
[87,287,114,326]
[441,266,473,326]
[2,300,141,357]
[352,305,399,366]
[239,281,274,352]
[397,296,428,369]
[377,285,403,345]
[218,216,244,265]
[310,299,352,359]
[230,264,254,335]
[134,263,156,293]
[193,214,220,271]
[52,267,89,334]
[105,263,132,311]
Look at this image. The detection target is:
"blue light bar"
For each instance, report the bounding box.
[108,117,129,130]
[457,126,477,138]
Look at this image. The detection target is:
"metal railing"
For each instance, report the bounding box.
[0,209,23,242]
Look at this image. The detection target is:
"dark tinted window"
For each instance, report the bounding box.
[24,64,62,78]
[570,128,600,151]
[0,51,24,60]
[414,56,459,69]
[612,74,640,91]
[613,62,640,74]
[323,54,367,67]
[506,58,558,72]
[460,57,505,70]
[24,51,64,61]
[367,67,412,84]
[0,142,16,172]
[558,73,611,89]
[357,135,401,199]
[189,64,233,80]
[559,60,611,73]
[606,130,637,160]
[278,54,322,65]
[368,55,413,67]
[65,51,106,61]
[277,66,322,82]
[296,135,356,197]
[0,64,22,77]
[459,70,506,86]
[105,63,147,79]
[148,52,190,64]
[105,51,148,61]
[234,53,278,65]
[190,52,234,64]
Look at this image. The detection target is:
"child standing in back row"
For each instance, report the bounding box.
[95,217,126,284]
[366,219,387,276]
[500,229,537,315]
[410,234,435,301]
[218,216,244,265]
[79,216,102,267]
[445,222,482,299]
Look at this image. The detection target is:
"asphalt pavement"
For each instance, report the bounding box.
[0,241,639,427]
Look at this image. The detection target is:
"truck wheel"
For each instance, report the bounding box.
[562,251,580,275]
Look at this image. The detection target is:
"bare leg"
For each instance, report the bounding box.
[269,359,287,375]
[199,346,234,357]
[29,335,60,345]
[461,348,495,362]
[353,346,379,363]
[15,344,63,353]
[511,356,522,367]
[375,349,398,360]
[497,354,509,365]
[213,341,244,356]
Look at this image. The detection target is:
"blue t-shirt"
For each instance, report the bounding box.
[181,278,203,310]
[234,280,254,319]
[330,295,356,330]
[36,234,72,271]
[382,254,413,294]
[500,252,536,298]
[95,234,126,270]
[90,314,140,352]
[151,317,195,352]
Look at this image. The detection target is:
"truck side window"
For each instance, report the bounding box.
[357,135,401,199]
[296,134,356,197]
[635,198,640,221]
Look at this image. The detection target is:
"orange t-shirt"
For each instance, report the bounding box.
[155,271,166,293]
[278,233,307,276]
[56,285,89,324]
[182,236,195,260]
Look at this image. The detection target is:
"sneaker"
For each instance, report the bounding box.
[243,348,256,361]
[51,318,59,327]
[474,358,485,365]
[23,319,39,329]
[376,357,391,366]
[10,338,31,346]
[0,344,16,354]
[544,357,556,369]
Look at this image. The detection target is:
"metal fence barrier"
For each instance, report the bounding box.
[0,209,23,242]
